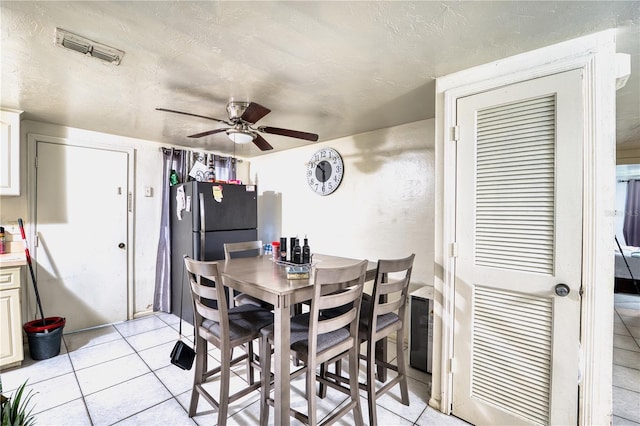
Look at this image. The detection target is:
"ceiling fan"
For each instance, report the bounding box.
[156,101,319,151]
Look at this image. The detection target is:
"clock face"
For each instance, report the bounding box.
[307,147,344,195]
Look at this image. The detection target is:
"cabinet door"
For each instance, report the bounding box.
[0,109,21,196]
[0,288,24,366]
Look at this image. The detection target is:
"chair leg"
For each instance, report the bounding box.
[247,340,256,385]
[319,362,327,398]
[349,346,365,426]
[396,330,409,405]
[260,336,271,426]
[218,346,232,426]
[366,339,378,426]
[307,362,317,426]
[189,337,206,417]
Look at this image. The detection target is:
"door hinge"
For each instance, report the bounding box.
[128,192,132,212]
[450,242,458,258]
[34,235,39,248]
[449,357,453,373]
[451,125,459,142]
[34,155,38,168]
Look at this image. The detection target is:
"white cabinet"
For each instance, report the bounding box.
[0,109,22,196]
[0,267,24,367]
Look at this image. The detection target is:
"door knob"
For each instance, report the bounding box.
[555,283,570,297]
[118,243,126,249]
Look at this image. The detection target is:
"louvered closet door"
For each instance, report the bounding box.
[452,69,583,426]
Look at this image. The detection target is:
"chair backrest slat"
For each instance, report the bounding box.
[224,240,263,260]
[367,254,415,334]
[193,299,222,323]
[308,260,368,360]
[184,256,229,337]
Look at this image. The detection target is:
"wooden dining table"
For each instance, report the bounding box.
[215,253,377,426]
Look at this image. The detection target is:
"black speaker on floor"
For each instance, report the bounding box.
[409,287,433,373]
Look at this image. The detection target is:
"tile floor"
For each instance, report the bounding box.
[613,293,640,426]
[1,293,637,426]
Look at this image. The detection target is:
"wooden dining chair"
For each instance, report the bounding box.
[183,256,274,426]
[223,240,273,309]
[321,254,415,426]
[259,260,368,426]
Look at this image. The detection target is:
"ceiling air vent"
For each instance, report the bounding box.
[54,28,125,65]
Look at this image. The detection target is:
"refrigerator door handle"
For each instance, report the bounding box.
[199,192,206,261]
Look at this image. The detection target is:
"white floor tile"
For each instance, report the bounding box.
[613,365,640,393]
[613,414,640,425]
[376,375,431,423]
[68,338,134,370]
[33,397,92,425]
[113,315,168,337]
[75,353,151,395]
[154,363,197,397]
[1,351,73,391]
[84,373,172,426]
[616,323,633,336]
[125,325,178,351]
[156,312,181,326]
[138,340,181,371]
[614,347,640,370]
[416,406,471,425]
[113,397,196,425]
[23,372,83,415]
[63,325,121,352]
[614,334,640,352]
[628,325,640,339]
[613,386,640,424]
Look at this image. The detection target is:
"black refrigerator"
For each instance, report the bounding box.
[170,181,258,323]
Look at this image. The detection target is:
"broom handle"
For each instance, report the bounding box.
[18,219,46,324]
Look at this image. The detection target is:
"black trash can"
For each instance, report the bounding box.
[23,317,66,360]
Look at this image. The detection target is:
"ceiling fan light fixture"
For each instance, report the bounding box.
[226,129,255,144]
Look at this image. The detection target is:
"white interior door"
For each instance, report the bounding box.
[34,141,129,332]
[452,69,583,425]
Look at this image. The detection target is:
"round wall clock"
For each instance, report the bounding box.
[306,147,344,196]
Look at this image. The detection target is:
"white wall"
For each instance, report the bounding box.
[0,120,249,318]
[1,117,431,323]
[248,119,435,289]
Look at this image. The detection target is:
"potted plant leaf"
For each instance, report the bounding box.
[0,379,36,426]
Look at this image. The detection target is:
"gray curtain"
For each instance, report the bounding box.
[623,179,640,247]
[153,149,185,312]
[153,148,237,313]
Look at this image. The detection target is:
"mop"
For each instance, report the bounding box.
[18,218,46,327]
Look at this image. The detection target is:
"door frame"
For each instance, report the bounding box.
[433,30,618,424]
[26,133,136,323]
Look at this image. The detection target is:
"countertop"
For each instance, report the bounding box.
[0,252,27,268]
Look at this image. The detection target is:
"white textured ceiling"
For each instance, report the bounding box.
[2,1,639,157]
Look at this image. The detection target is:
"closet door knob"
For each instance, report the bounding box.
[118,243,126,249]
[555,283,570,297]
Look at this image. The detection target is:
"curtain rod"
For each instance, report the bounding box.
[159,146,243,162]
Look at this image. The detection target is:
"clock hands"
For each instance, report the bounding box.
[318,162,326,192]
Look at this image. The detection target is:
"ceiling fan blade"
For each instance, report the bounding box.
[156,108,229,124]
[241,102,271,124]
[258,126,319,141]
[188,128,229,138]
[253,133,274,151]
